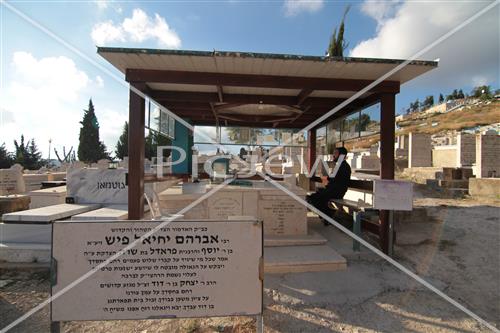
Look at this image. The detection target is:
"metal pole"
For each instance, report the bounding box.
[256,314,264,333]
[388,210,394,257]
[50,321,61,333]
[353,211,361,252]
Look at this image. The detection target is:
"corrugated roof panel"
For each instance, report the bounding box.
[309,90,365,98]
[97,48,437,84]
[148,83,218,93]
[224,87,300,96]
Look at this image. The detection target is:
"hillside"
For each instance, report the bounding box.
[344,100,499,151]
[396,100,500,135]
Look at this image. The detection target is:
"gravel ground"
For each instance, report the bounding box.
[1,196,498,332]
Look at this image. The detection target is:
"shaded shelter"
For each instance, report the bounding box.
[98,47,437,253]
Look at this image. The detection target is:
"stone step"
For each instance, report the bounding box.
[264,245,347,274]
[0,222,52,244]
[2,203,101,223]
[0,242,51,263]
[71,205,128,221]
[264,231,327,247]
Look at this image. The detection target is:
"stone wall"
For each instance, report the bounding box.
[408,133,432,168]
[456,133,476,167]
[432,146,458,168]
[475,132,500,178]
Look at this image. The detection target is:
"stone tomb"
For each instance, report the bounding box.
[456,133,476,167]
[67,168,128,205]
[0,164,25,195]
[29,186,67,209]
[159,181,307,236]
[0,194,30,217]
[408,132,432,168]
[475,132,500,178]
[23,173,53,192]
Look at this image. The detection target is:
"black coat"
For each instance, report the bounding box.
[311,160,351,199]
[324,160,351,199]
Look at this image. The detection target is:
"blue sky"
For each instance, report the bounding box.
[0,0,498,158]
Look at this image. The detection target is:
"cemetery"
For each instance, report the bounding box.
[1,48,499,332]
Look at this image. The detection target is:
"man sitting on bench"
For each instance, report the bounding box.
[306,147,351,225]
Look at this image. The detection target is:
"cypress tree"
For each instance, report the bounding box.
[327,5,351,57]
[0,143,13,169]
[78,99,107,163]
[438,93,444,103]
[115,121,129,160]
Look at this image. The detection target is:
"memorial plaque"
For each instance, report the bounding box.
[0,165,25,195]
[258,195,307,235]
[373,180,413,211]
[67,168,127,204]
[51,219,262,321]
[207,192,243,219]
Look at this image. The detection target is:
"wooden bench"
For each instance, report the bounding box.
[328,179,391,252]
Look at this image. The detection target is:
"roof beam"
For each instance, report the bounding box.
[297,89,313,106]
[152,90,349,107]
[217,86,224,103]
[129,69,400,93]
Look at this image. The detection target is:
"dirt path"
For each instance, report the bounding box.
[1,197,498,332]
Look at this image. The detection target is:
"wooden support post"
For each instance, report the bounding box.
[307,129,316,173]
[128,83,146,220]
[353,211,361,252]
[379,93,396,254]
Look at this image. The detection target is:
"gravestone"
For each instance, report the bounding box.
[96,159,111,170]
[159,181,308,236]
[408,133,432,168]
[67,168,128,204]
[29,186,67,209]
[51,219,262,321]
[456,133,475,167]
[0,164,25,195]
[475,132,500,178]
[0,194,30,217]
[118,157,129,169]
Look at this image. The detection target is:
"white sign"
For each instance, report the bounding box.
[373,180,413,211]
[66,168,128,204]
[51,219,263,321]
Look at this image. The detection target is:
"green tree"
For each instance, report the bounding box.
[422,95,434,110]
[438,93,444,103]
[457,89,465,99]
[145,130,171,160]
[471,85,492,99]
[0,143,13,169]
[410,99,420,112]
[327,5,351,57]
[115,121,129,160]
[25,139,44,170]
[77,99,108,163]
[13,135,44,170]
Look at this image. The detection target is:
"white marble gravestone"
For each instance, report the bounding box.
[0,164,25,195]
[67,168,128,204]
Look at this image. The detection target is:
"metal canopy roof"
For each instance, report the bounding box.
[98,47,438,128]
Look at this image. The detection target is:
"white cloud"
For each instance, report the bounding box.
[0,52,126,158]
[10,51,90,101]
[96,75,104,87]
[91,21,125,46]
[360,0,402,28]
[350,1,499,88]
[283,0,324,17]
[91,8,181,48]
[94,0,109,10]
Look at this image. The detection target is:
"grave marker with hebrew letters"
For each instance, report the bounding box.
[51,219,263,321]
[373,180,413,211]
